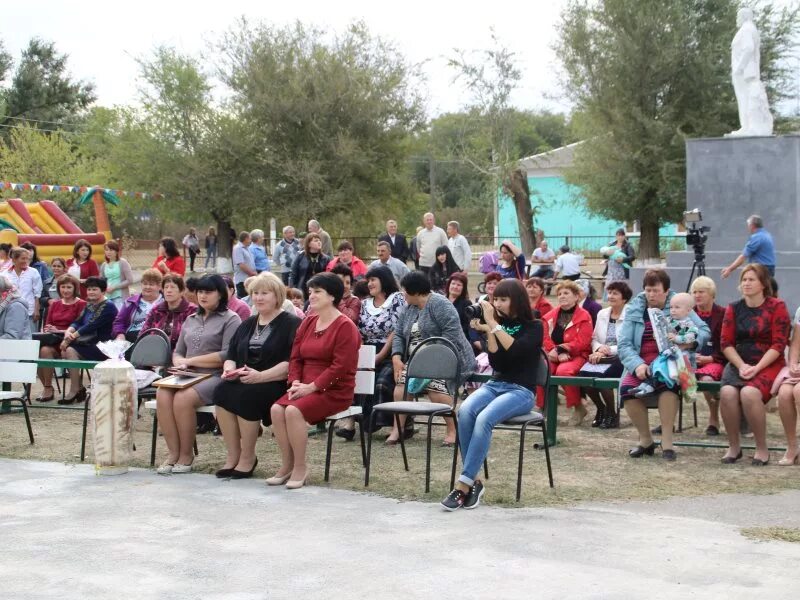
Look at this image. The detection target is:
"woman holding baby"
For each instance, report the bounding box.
[213,273,301,479]
[617,269,709,462]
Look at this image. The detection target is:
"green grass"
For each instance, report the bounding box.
[741,527,800,543]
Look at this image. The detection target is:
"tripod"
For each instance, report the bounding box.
[686,246,706,292]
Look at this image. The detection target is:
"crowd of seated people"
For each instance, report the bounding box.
[18,222,800,508]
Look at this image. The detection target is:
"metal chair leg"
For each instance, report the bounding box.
[357,416,367,467]
[365,411,377,486]
[150,412,158,466]
[424,415,434,493]
[193,439,198,456]
[19,399,34,444]
[516,424,528,502]
[541,424,554,488]
[80,391,90,462]
[693,401,698,428]
[677,398,684,433]
[324,419,335,482]
[396,414,409,471]
[483,459,489,479]
[449,412,458,489]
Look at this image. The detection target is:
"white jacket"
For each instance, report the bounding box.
[591,305,627,355]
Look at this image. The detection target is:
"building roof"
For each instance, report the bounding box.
[518,141,584,174]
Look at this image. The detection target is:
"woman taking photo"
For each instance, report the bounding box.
[335,265,406,439]
[155,274,241,474]
[776,306,800,465]
[289,232,331,298]
[618,269,709,461]
[429,246,460,295]
[525,277,553,318]
[690,276,727,436]
[493,240,526,280]
[99,240,134,308]
[268,273,361,489]
[153,237,186,276]
[66,239,100,299]
[214,273,300,479]
[540,280,593,425]
[388,271,476,446]
[441,279,543,511]
[60,276,119,403]
[139,274,196,350]
[719,264,790,466]
[577,280,632,429]
[36,274,86,402]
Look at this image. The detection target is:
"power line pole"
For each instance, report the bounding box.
[429,156,436,212]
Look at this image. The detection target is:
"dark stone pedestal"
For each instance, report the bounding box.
[631,136,800,314]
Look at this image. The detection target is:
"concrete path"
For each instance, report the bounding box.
[2,458,799,600]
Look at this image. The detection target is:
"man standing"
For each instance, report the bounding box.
[446,221,472,272]
[416,212,448,274]
[232,231,257,298]
[722,214,776,278]
[182,227,200,273]
[378,219,409,262]
[370,241,410,283]
[530,240,556,279]
[6,247,42,333]
[307,219,334,257]
[553,245,584,281]
[273,225,300,285]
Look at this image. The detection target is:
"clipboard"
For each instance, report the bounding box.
[153,371,212,389]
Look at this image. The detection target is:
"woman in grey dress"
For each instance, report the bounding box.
[155,274,241,475]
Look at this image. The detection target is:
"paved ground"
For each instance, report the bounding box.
[2,458,799,600]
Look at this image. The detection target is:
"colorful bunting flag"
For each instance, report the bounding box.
[0,181,164,200]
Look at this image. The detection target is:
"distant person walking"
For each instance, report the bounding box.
[447,221,472,272]
[232,232,257,298]
[307,219,334,257]
[204,227,217,270]
[416,212,448,274]
[722,214,776,278]
[378,219,410,262]
[182,228,201,272]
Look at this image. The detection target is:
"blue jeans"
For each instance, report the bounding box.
[457,380,534,486]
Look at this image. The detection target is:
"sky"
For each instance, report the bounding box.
[4,0,572,118]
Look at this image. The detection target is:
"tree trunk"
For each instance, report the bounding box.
[216,218,232,259]
[508,168,536,256]
[638,220,660,262]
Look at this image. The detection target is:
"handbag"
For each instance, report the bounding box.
[33,331,65,346]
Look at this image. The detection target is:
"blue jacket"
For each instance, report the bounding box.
[617,290,710,375]
[251,245,270,272]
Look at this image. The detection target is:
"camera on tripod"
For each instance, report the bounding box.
[683,209,710,255]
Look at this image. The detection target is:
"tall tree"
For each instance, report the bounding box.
[448,33,541,255]
[0,39,95,129]
[218,20,426,236]
[556,0,800,259]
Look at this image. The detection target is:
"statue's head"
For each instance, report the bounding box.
[737,7,754,27]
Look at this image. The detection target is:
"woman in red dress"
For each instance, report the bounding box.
[152,237,186,276]
[66,239,100,299]
[269,272,361,489]
[720,264,791,466]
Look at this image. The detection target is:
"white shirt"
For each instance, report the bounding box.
[448,234,472,271]
[555,252,583,277]
[5,267,43,316]
[369,257,410,282]
[533,247,555,263]
[416,226,448,268]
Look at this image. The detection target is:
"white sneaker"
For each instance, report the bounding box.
[171,463,193,474]
[156,462,174,475]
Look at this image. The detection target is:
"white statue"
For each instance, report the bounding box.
[727,8,773,137]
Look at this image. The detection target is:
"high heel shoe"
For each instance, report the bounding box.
[628,443,657,458]
[335,427,356,441]
[230,458,258,479]
[265,472,291,486]
[215,467,236,478]
[286,475,308,490]
[58,387,86,405]
[591,406,605,428]
[721,450,743,464]
[778,452,800,466]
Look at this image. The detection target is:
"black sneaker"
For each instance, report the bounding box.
[441,489,467,511]
[463,481,485,510]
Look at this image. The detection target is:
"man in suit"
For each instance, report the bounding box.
[378,219,409,263]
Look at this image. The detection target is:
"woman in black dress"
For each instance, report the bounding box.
[213,273,300,479]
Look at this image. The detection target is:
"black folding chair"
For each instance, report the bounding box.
[365,337,461,493]
[487,349,555,501]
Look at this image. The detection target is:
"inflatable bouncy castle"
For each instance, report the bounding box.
[0,189,116,262]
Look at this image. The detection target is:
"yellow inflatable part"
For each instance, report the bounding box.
[0,230,19,246]
[28,203,65,234]
[0,205,34,234]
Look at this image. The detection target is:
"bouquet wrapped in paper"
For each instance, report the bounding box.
[90,340,136,475]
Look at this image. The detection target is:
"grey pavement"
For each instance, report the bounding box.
[2,458,799,600]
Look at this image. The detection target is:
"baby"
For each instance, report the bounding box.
[601,245,627,265]
[630,292,699,398]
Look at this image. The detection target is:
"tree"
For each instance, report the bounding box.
[0,39,95,130]
[448,33,546,255]
[218,20,426,236]
[556,0,800,259]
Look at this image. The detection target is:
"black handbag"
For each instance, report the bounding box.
[32,331,65,346]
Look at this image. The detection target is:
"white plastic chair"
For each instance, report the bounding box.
[0,340,41,444]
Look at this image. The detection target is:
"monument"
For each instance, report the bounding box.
[630,8,800,312]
